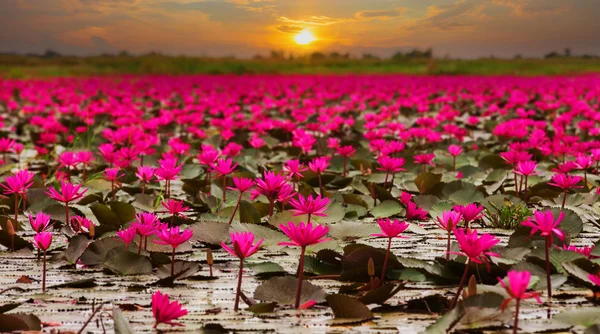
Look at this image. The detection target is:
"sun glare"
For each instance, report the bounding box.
[294,30,316,45]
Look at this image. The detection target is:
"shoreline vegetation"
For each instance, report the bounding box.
[2,52,600,78]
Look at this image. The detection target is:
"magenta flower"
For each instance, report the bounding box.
[98,143,117,166]
[448,145,463,157]
[283,159,308,182]
[226,177,254,225]
[436,210,463,261]
[221,232,264,311]
[279,221,330,308]
[161,199,189,223]
[133,212,160,253]
[57,151,78,171]
[1,171,33,196]
[28,213,52,232]
[414,153,435,173]
[377,156,406,190]
[249,135,266,149]
[135,166,155,195]
[253,171,289,216]
[33,231,53,293]
[212,158,238,201]
[309,156,329,195]
[45,181,87,229]
[521,210,565,242]
[499,270,542,332]
[562,245,595,259]
[154,226,194,276]
[589,273,600,287]
[399,191,413,205]
[278,221,331,248]
[549,173,582,208]
[521,209,564,301]
[104,167,124,201]
[116,226,137,251]
[337,145,356,177]
[515,161,538,176]
[288,194,331,223]
[453,203,484,228]
[33,231,53,251]
[221,232,264,260]
[155,156,182,197]
[450,228,500,309]
[372,218,410,283]
[372,218,410,239]
[152,291,188,328]
[405,202,428,220]
[71,215,93,234]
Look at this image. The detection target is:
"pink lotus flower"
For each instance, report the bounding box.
[28,213,52,232]
[221,232,264,260]
[249,135,265,149]
[212,158,238,201]
[161,199,190,225]
[399,191,413,205]
[45,181,87,228]
[448,145,463,157]
[71,215,93,234]
[283,159,308,182]
[57,151,78,170]
[450,228,500,309]
[116,226,137,250]
[46,181,86,203]
[155,156,182,197]
[152,291,187,328]
[1,171,34,196]
[436,210,463,261]
[500,151,532,165]
[453,203,484,228]
[221,232,264,311]
[521,210,565,242]
[548,173,583,190]
[589,273,600,287]
[33,231,53,293]
[33,231,53,251]
[135,166,155,194]
[405,202,428,220]
[514,161,538,176]
[288,194,331,223]
[279,221,330,308]
[308,156,329,195]
[499,270,542,332]
[372,218,410,239]
[278,221,331,248]
[372,218,410,283]
[253,171,289,216]
[414,153,435,173]
[154,226,194,276]
[549,173,583,208]
[522,209,564,301]
[226,177,254,225]
[562,245,596,259]
[377,156,406,189]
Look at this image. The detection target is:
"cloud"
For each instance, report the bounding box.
[275,25,303,34]
[413,0,487,31]
[355,8,406,20]
[492,0,568,17]
[278,15,344,26]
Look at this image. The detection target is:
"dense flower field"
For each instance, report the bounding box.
[1,74,600,332]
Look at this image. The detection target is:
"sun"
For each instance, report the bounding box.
[294,30,316,45]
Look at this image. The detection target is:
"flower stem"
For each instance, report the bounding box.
[268,199,274,217]
[137,235,142,255]
[42,250,47,293]
[514,172,519,197]
[343,157,347,177]
[222,177,227,202]
[561,190,567,209]
[171,247,176,277]
[383,172,389,190]
[318,173,324,196]
[234,259,244,312]
[446,231,451,261]
[380,238,392,284]
[513,298,521,334]
[450,260,470,309]
[228,193,243,224]
[452,156,456,171]
[65,202,70,232]
[295,247,306,309]
[545,236,552,301]
[13,195,18,231]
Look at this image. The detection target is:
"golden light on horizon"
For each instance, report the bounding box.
[294,30,316,45]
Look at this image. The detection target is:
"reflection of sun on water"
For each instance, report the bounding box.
[294,30,316,45]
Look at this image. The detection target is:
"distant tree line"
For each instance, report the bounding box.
[541,48,599,59]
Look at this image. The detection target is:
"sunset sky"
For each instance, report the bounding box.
[1,0,599,58]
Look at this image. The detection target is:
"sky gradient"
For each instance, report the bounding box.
[1,0,599,58]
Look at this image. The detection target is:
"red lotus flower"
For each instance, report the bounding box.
[521,210,564,242]
[152,291,187,328]
[405,202,428,220]
[498,270,542,332]
[279,221,330,248]
[453,203,484,227]
[221,232,263,260]
[372,218,409,239]
[28,213,52,232]
[283,159,308,182]
[453,228,500,267]
[116,226,137,250]
[288,194,331,223]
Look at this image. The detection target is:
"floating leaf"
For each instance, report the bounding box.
[64,234,90,264]
[0,314,42,331]
[103,248,153,275]
[247,302,277,314]
[370,200,403,218]
[190,220,230,245]
[253,276,326,305]
[112,307,135,334]
[156,261,201,279]
[414,172,442,194]
[80,237,126,266]
[326,294,373,323]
